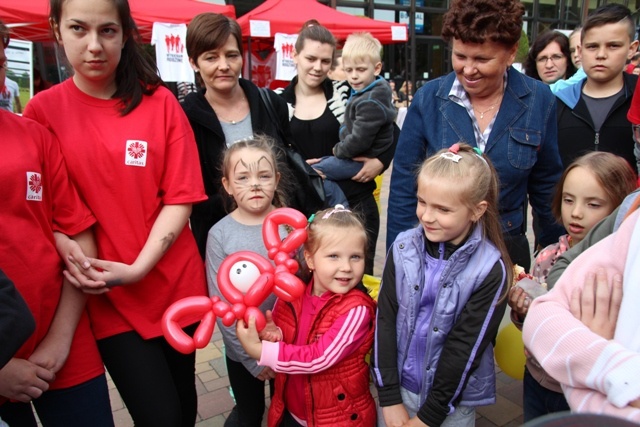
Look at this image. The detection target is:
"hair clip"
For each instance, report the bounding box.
[449,143,461,154]
[472,147,489,166]
[440,152,462,163]
[308,213,316,224]
[322,204,351,219]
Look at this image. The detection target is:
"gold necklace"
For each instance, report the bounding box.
[206,92,246,125]
[216,113,243,125]
[473,102,498,120]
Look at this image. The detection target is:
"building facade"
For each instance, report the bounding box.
[229,0,640,88]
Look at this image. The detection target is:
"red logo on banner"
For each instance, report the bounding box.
[252,64,273,88]
[282,43,294,59]
[165,34,184,53]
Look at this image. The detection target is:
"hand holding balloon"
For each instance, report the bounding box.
[236,316,263,360]
[259,310,282,342]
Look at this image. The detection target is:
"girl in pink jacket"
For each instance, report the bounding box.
[524,206,640,422]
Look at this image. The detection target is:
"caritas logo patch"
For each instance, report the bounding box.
[125,140,148,167]
[26,172,43,201]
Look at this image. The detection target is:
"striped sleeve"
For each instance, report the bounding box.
[259,305,371,374]
[561,385,640,422]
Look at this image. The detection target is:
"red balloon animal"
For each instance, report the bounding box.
[162,208,308,354]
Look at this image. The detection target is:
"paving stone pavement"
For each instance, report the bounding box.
[105,165,528,427]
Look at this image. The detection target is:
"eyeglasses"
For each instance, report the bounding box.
[536,54,565,64]
[1,34,8,49]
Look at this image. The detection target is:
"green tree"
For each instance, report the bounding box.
[516,30,529,63]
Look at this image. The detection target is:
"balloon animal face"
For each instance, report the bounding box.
[230,260,261,293]
[162,208,308,354]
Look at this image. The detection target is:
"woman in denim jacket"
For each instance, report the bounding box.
[386,0,565,270]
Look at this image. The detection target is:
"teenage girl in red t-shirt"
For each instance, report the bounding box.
[0,20,112,427]
[22,0,207,426]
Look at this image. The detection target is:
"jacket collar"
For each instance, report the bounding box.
[350,75,383,97]
[556,71,638,109]
[435,67,531,153]
[181,78,265,136]
[281,75,339,106]
[410,221,484,263]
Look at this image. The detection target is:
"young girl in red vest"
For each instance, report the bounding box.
[237,205,376,427]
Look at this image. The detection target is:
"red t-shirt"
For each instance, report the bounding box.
[24,80,208,339]
[0,110,103,389]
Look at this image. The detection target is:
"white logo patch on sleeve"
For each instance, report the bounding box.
[26,172,43,201]
[125,140,148,167]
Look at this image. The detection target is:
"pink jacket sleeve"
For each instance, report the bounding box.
[562,386,640,421]
[523,209,640,416]
[259,305,371,374]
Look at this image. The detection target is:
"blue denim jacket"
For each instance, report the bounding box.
[387,67,564,250]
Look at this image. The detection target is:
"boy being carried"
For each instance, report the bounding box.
[311,32,396,207]
[555,3,640,174]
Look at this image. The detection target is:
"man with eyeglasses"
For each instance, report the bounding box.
[555,4,640,174]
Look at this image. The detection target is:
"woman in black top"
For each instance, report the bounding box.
[278,23,396,273]
[182,13,294,258]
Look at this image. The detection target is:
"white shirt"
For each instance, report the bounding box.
[274,33,298,81]
[0,78,19,112]
[151,23,194,83]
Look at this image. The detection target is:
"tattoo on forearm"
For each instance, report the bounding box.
[161,232,176,253]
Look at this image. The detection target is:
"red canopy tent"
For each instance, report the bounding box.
[236,0,407,44]
[130,0,236,43]
[0,0,236,43]
[236,0,406,86]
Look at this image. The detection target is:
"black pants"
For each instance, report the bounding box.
[97,325,198,427]
[504,232,532,272]
[351,193,380,275]
[0,374,113,427]
[523,367,570,422]
[225,356,274,427]
[282,410,304,427]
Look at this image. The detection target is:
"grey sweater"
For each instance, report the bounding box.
[206,214,285,376]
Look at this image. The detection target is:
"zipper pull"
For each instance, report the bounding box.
[594,132,600,149]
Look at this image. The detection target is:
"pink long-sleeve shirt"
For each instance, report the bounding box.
[259,289,372,424]
[523,209,640,422]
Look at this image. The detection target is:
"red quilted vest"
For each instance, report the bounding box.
[268,286,376,427]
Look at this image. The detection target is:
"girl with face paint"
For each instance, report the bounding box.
[205,135,287,427]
